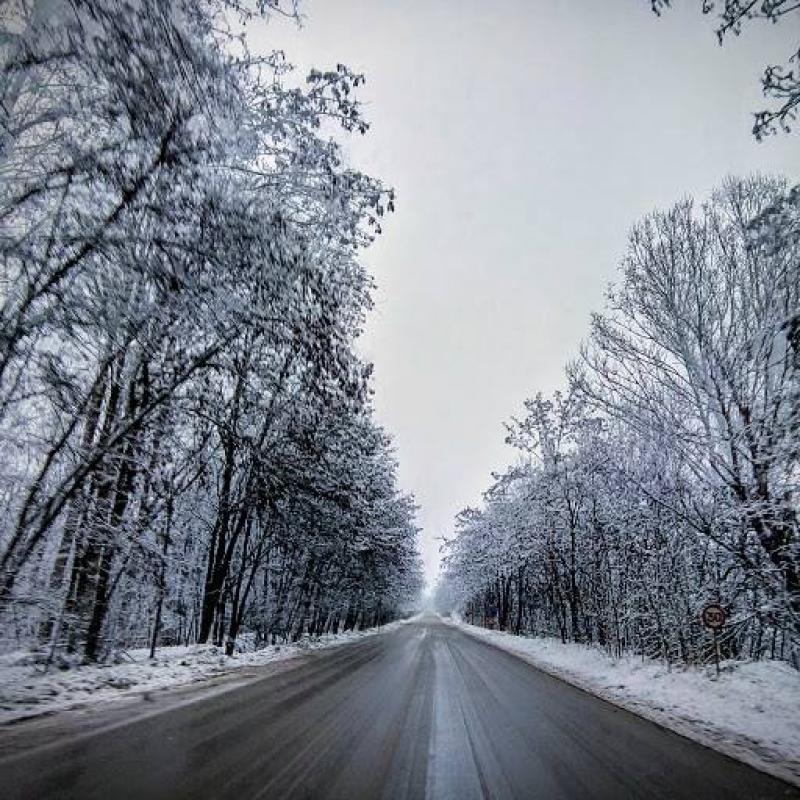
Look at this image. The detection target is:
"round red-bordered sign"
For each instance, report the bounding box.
[701,604,726,630]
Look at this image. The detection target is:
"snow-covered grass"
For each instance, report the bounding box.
[447,616,800,787]
[0,620,412,726]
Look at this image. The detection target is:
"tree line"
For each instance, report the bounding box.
[0,0,422,663]
[438,175,799,669]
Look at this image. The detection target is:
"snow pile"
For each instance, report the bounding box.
[0,622,410,725]
[448,617,800,786]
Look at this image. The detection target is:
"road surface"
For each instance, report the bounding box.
[1,616,796,799]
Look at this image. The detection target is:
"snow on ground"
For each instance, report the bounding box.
[0,620,414,726]
[447,616,800,786]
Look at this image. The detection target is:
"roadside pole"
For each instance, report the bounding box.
[701,603,727,678]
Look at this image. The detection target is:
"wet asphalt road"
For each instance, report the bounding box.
[1,616,797,800]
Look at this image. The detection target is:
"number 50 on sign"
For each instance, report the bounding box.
[701,604,726,630]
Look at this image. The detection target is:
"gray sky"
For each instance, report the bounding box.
[256,1,799,588]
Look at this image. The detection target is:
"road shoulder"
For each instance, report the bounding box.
[443,616,800,788]
[0,620,415,759]
[0,652,308,760]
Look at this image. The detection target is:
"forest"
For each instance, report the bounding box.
[438,175,800,668]
[0,0,423,664]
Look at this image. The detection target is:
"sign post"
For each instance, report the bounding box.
[701,603,727,677]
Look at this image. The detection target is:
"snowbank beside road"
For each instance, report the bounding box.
[0,620,412,726]
[446,616,800,787]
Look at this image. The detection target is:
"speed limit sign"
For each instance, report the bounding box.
[701,604,726,630]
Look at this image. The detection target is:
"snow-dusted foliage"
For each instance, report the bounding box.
[438,176,799,668]
[0,0,422,662]
[650,1,800,139]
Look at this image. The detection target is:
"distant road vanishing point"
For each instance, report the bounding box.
[1,614,797,800]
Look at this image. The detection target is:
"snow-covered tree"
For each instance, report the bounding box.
[439,176,799,668]
[0,0,421,662]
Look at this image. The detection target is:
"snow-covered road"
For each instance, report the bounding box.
[1,615,796,799]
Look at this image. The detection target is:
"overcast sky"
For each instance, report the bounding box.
[255,1,799,588]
